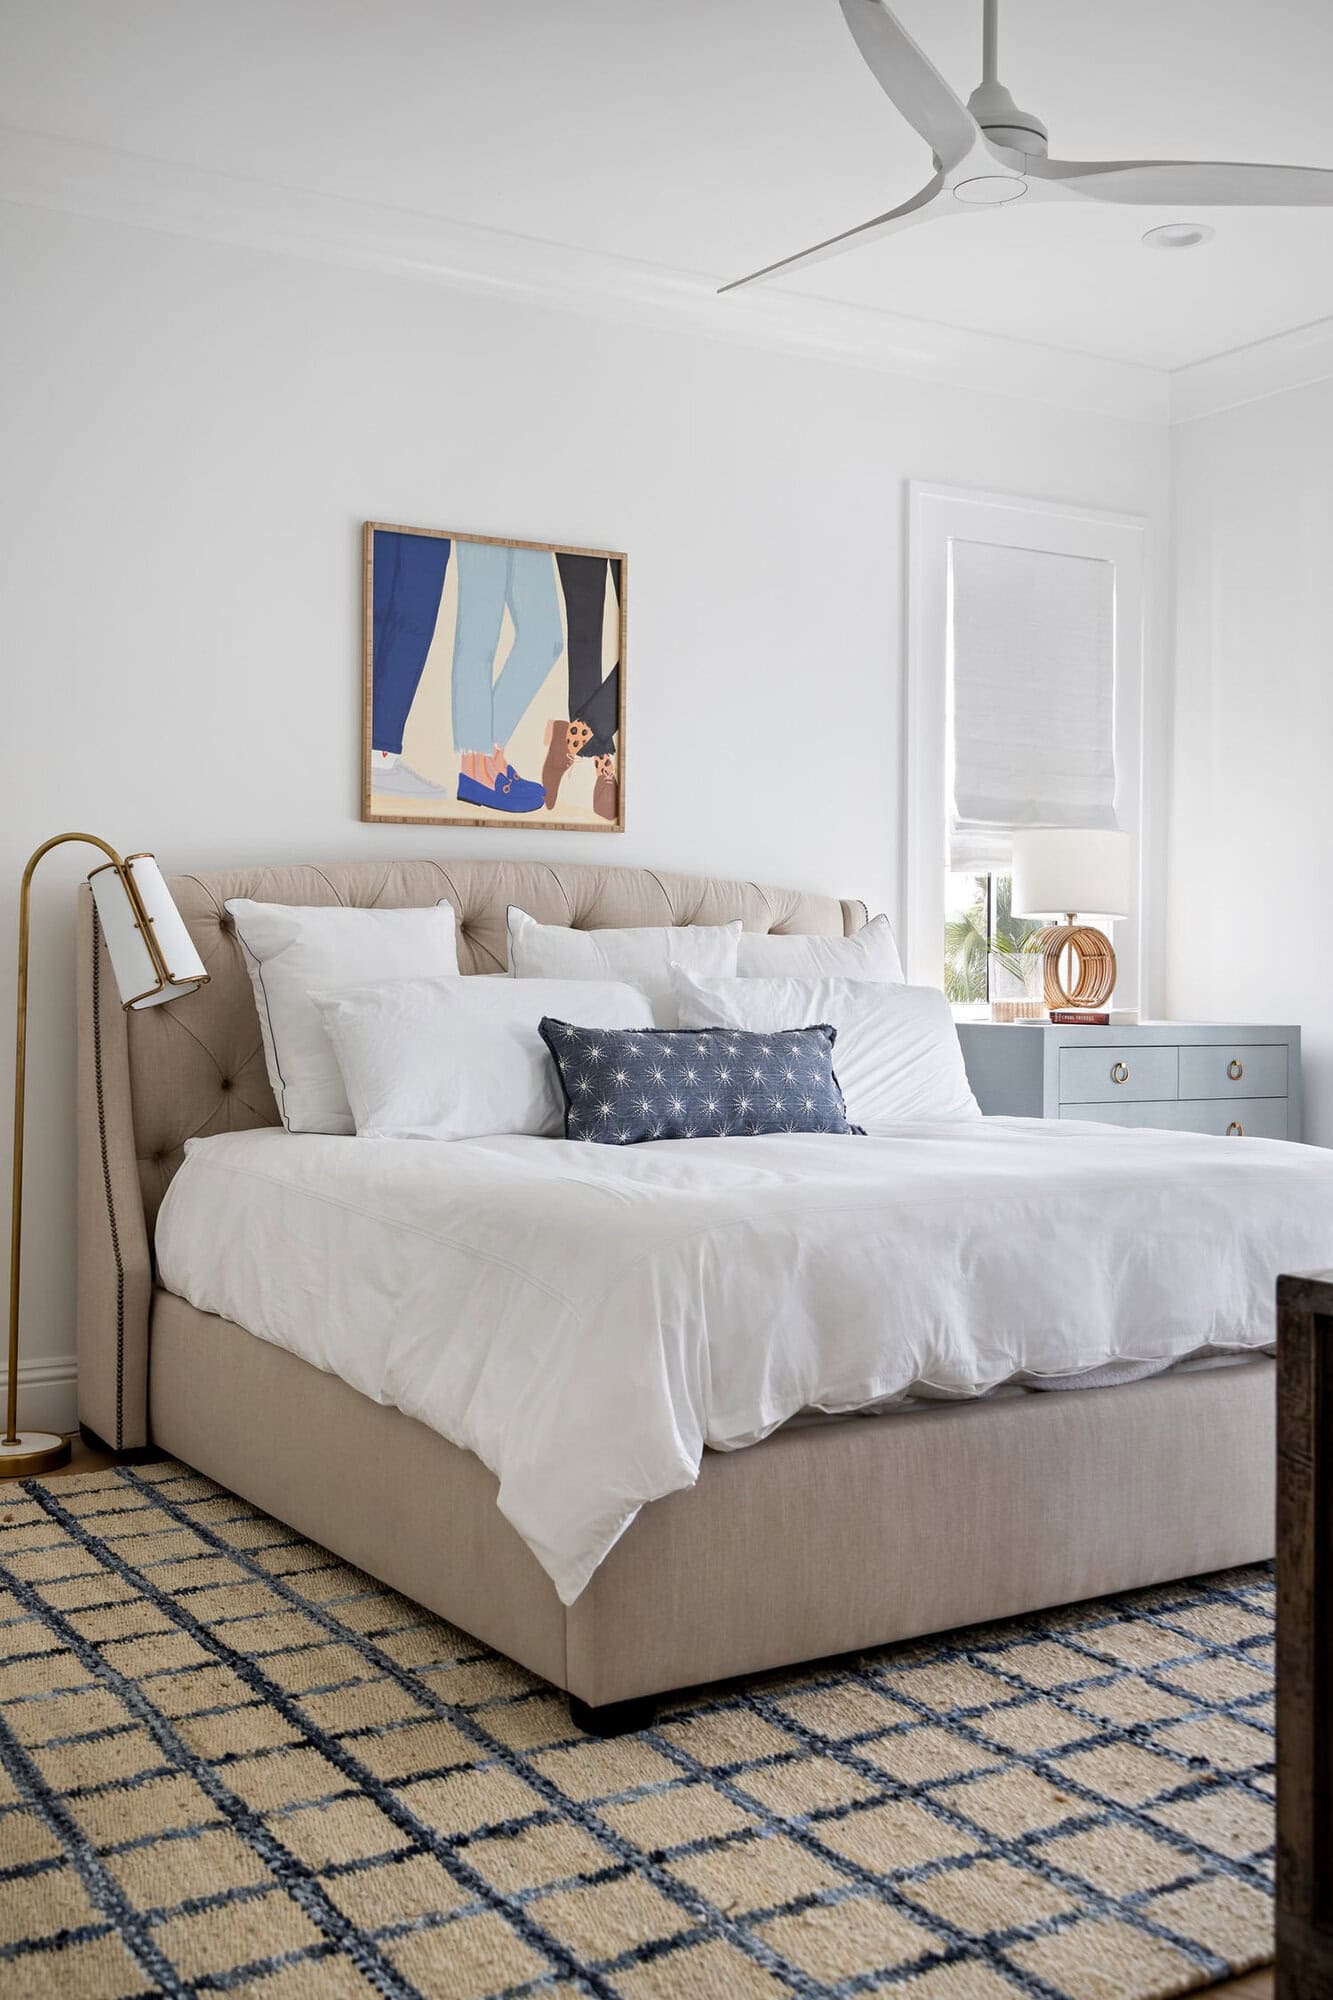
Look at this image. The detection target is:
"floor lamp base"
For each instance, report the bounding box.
[0,1431,71,1478]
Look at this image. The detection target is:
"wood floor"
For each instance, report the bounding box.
[59,1432,124,1476]
[1,1438,1281,1996]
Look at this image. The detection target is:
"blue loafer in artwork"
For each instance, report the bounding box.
[457,766,546,815]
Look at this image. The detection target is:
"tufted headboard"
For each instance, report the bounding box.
[75,855,866,1448]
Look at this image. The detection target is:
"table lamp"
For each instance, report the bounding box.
[1011,828,1131,1012]
[4,836,208,1477]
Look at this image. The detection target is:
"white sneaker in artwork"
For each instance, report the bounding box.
[371,758,449,798]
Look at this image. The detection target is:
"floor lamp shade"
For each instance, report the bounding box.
[88,855,208,1007]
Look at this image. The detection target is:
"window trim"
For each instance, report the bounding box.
[906,483,1149,1014]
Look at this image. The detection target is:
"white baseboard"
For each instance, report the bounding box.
[0,1355,77,1438]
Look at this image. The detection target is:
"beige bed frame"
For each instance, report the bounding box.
[75,858,1275,1730]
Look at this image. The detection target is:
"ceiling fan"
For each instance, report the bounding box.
[721,0,1333,292]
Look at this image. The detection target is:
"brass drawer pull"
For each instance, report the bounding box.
[1110,1061,1130,1085]
[1227,1058,1244,1081]
[1227,1121,1244,1137]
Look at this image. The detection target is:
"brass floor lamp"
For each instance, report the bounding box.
[4,837,208,1477]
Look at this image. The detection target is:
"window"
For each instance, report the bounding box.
[907,486,1147,1011]
[944,870,1043,1010]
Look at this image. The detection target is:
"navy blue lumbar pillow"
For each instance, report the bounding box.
[538,1019,860,1143]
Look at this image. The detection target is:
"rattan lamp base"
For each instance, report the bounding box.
[0,1430,70,1478]
[1035,919,1117,1011]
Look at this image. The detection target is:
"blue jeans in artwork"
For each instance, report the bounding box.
[451,543,564,755]
[371,531,451,755]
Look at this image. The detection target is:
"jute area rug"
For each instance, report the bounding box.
[0,1464,1273,1999]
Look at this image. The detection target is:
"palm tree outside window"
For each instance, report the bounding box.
[943,872,1042,1007]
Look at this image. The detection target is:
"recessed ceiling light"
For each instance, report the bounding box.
[1141,222,1215,250]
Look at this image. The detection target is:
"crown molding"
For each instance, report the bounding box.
[1170,316,1333,425]
[0,125,1168,424]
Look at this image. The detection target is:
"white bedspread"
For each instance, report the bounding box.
[155,1120,1333,1603]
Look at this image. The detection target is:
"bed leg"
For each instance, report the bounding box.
[78,1424,157,1464]
[568,1694,657,1738]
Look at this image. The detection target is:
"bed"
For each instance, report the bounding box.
[75,858,1319,1733]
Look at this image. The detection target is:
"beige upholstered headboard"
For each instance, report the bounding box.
[76,856,867,1449]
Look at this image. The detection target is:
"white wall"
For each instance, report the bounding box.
[1167,377,1333,1144]
[0,203,1170,1429]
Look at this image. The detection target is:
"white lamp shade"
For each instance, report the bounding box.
[1011,828,1131,920]
[89,855,207,1008]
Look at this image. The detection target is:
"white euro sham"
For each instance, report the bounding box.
[737,912,903,982]
[225,900,459,1135]
[504,905,740,1026]
[316,976,653,1141]
[672,971,980,1128]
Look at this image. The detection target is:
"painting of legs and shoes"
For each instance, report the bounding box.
[363,522,626,831]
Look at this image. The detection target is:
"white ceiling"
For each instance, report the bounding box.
[4,0,1333,371]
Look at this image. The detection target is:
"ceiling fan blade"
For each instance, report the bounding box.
[1032,157,1333,206]
[719,172,956,294]
[838,0,979,170]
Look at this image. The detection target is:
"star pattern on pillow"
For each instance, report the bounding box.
[538,1021,856,1144]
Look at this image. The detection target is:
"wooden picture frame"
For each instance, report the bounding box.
[362,522,627,832]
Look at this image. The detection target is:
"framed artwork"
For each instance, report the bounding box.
[362,522,626,831]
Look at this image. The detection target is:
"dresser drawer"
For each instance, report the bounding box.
[1178,1043,1288,1100]
[1059,1044,1178,1105]
[1060,1095,1289,1139]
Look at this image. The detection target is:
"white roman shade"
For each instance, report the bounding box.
[948,540,1118,871]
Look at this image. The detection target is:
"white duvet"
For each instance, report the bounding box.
[156,1120,1333,1603]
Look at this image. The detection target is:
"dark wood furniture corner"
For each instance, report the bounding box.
[1277,1271,1333,2000]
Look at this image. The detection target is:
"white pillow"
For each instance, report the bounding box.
[672,971,980,1129]
[737,913,904,982]
[315,976,653,1141]
[226,900,460,1134]
[504,905,741,1026]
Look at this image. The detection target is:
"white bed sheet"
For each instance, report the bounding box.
[155,1119,1333,1604]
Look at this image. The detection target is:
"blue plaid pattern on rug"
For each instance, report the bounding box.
[0,1465,1273,1997]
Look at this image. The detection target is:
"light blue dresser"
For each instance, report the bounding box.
[956,1021,1302,1140]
